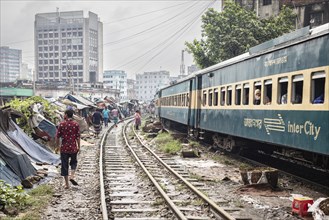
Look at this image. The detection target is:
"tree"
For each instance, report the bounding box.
[186,2,296,69]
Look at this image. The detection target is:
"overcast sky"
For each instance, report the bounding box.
[0,0,222,79]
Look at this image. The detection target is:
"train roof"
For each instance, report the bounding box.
[161,23,329,91]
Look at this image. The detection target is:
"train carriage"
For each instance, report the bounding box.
[158,23,329,167]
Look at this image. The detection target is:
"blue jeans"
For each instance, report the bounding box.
[60,152,77,176]
[104,118,109,127]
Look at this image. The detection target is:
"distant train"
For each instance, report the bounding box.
[156,23,329,168]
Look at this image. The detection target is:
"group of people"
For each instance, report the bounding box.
[255,89,324,105]
[90,107,121,137]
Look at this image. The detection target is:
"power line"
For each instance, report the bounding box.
[103,1,190,24]
[103,1,200,46]
[133,1,214,74]
[111,1,207,69]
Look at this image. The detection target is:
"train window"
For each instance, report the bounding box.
[214,88,219,106]
[243,83,250,105]
[292,75,303,104]
[208,89,213,106]
[178,95,181,106]
[227,86,232,106]
[186,93,189,107]
[182,94,185,107]
[254,81,261,105]
[203,90,207,106]
[235,85,241,105]
[278,77,288,104]
[264,79,272,105]
[311,71,325,104]
[220,87,225,106]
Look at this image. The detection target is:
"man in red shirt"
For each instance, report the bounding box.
[55,109,80,189]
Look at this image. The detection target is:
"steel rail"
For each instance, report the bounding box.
[122,120,188,220]
[99,126,110,220]
[133,126,236,220]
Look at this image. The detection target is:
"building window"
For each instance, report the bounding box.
[263,0,271,5]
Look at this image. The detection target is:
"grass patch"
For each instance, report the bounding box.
[152,198,165,206]
[189,140,201,148]
[155,133,182,155]
[191,199,204,206]
[189,173,203,181]
[2,184,54,220]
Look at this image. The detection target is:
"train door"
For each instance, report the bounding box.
[187,79,193,129]
[157,90,161,117]
[195,76,203,136]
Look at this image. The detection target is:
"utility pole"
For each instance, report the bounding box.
[180,50,185,76]
[67,64,74,94]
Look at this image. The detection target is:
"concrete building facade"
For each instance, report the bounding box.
[233,0,329,28]
[136,70,170,102]
[127,79,137,100]
[34,10,103,85]
[187,64,199,75]
[0,46,22,83]
[20,63,33,81]
[103,70,127,100]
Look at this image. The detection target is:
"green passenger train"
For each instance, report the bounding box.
[156,23,329,168]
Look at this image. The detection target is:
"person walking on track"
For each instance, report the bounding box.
[55,109,80,189]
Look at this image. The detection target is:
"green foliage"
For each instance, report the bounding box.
[0,181,29,210]
[160,140,182,154]
[189,140,201,148]
[1,184,54,219]
[155,132,173,145]
[155,132,182,155]
[186,1,296,68]
[5,96,58,134]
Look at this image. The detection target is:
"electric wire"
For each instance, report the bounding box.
[104,1,203,54]
[104,1,192,36]
[103,1,200,46]
[133,1,214,73]
[110,1,208,69]
[103,1,190,24]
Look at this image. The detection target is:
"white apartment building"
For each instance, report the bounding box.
[34,10,103,84]
[103,70,127,100]
[20,63,33,81]
[136,71,170,102]
[0,46,22,83]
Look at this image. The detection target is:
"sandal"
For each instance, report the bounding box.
[69,179,79,186]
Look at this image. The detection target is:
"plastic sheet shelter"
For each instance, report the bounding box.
[7,120,60,165]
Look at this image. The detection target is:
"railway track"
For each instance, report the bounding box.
[99,119,253,220]
[163,123,329,194]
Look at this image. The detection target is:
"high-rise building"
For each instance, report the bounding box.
[0,46,22,83]
[20,63,33,81]
[127,79,137,100]
[136,71,170,101]
[103,70,127,100]
[34,10,103,85]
